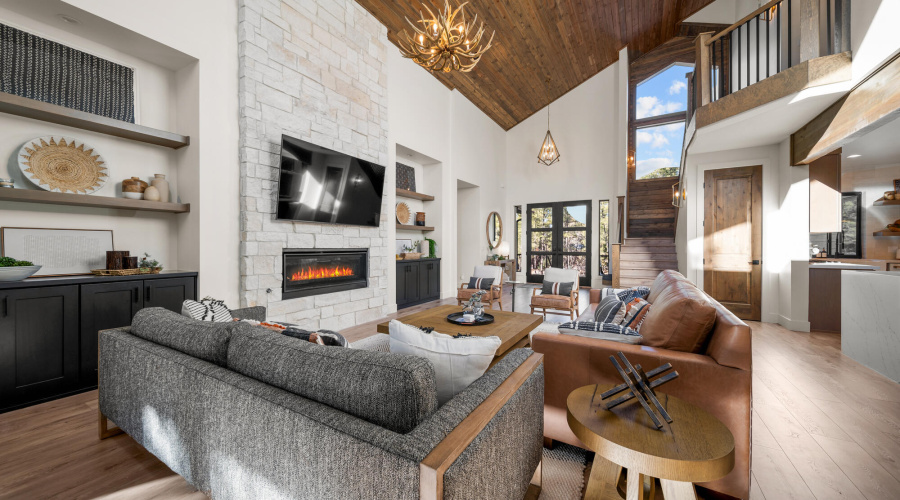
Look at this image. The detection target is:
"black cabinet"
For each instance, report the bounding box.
[397,258,440,309]
[0,272,197,413]
[80,282,143,387]
[0,285,80,411]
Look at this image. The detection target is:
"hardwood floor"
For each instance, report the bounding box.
[1,289,898,499]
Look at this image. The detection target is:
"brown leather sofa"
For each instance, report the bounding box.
[531,270,751,500]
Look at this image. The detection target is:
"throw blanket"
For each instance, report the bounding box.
[557,321,643,345]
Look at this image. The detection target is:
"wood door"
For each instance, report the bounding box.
[704,166,763,321]
[143,277,196,313]
[80,281,143,388]
[0,285,79,412]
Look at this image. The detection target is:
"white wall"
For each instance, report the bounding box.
[505,61,625,285]
[842,164,900,260]
[387,49,507,301]
[42,0,239,304]
[681,143,804,326]
[0,6,183,273]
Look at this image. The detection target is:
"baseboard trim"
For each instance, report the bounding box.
[777,315,811,332]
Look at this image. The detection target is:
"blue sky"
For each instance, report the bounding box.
[635,64,692,178]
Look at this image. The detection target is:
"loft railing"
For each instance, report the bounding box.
[699,0,850,106]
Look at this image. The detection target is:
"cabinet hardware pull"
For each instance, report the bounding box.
[135,287,140,303]
[146,285,151,301]
[1,296,6,317]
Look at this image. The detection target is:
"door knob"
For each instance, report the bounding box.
[748,260,761,265]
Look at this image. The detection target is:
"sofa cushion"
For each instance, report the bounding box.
[131,307,247,366]
[532,294,572,309]
[227,326,438,434]
[647,270,687,303]
[640,282,717,353]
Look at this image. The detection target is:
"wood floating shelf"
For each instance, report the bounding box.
[873,231,900,237]
[0,188,190,214]
[0,92,190,150]
[396,188,435,201]
[873,197,900,206]
[397,223,434,232]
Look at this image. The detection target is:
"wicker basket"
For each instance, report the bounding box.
[400,252,423,260]
[91,267,162,276]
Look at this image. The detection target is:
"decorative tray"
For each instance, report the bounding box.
[446,312,495,326]
[91,268,161,276]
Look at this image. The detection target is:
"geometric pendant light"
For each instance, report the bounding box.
[537,104,561,166]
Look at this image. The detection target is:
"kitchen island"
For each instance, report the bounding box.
[808,262,877,333]
[842,270,900,382]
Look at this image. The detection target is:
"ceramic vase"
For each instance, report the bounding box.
[152,174,170,202]
[419,240,429,254]
[143,185,160,201]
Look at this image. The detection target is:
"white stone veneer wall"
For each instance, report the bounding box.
[238,0,391,328]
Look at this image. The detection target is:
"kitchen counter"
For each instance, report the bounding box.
[809,262,879,270]
[808,264,876,333]
[842,271,900,382]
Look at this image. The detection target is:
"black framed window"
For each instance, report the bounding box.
[526,200,592,286]
[598,200,610,274]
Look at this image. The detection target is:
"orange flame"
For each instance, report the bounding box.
[289,265,355,281]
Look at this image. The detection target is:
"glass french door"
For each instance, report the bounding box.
[526,200,592,286]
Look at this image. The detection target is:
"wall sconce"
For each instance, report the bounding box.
[672,182,686,208]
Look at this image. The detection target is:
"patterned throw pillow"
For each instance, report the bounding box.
[557,321,643,344]
[600,287,626,300]
[467,277,495,290]
[181,297,233,322]
[617,286,651,302]
[594,295,627,324]
[283,328,349,347]
[622,298,651,330]
[542,280,574,296]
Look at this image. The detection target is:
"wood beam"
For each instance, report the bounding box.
[695,33,713,107]
[791,53,900,165]
[635,111,688,129]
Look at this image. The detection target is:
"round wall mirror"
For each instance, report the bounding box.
[486,212,502,249]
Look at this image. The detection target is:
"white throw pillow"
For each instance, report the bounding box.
[388,320,501,405]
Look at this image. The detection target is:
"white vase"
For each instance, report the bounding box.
[151,174,170,202]
[143,185,160,201]
[419,240,429,254]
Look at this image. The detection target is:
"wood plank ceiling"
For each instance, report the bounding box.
[355,0,718,130]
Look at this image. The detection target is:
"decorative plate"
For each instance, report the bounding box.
[446,312,495,326]
[396,202,411,224]
[18,136,108,194]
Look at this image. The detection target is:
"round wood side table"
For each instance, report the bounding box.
[567,384,735,500]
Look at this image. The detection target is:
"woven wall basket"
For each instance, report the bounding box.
[17,136,108,194]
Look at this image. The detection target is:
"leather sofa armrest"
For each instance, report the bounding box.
[589,288,602,304]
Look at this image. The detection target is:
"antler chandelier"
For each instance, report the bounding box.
[398,0,494,73]
[537,105,561,166]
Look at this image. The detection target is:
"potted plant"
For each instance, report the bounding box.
[0,256,42,281]
[139,253,164,274]
[400,241,423,260]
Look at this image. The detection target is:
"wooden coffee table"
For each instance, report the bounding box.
[376,305,543,362]
[567,384,734,500]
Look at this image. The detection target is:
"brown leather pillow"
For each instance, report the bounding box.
[640,282,717,353]
[647,270,687,304]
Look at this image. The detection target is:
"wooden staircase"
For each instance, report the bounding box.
[627,178,677,238]
[618,237,678,287]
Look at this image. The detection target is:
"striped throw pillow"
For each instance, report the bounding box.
[617,286,651,302]
[181,297,233,323]
[467,277,495,290]
[622,298,651,330]
[594,295,627,324]
[541,280,574,296]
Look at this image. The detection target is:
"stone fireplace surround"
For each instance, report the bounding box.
[238,0,391,329]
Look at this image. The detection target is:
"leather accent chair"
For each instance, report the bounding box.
[532,271,752,500]
[457,265,504,310]
[530,267,580,320]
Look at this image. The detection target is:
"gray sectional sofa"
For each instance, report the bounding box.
[98,308,544,500]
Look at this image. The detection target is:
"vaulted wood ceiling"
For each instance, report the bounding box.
[355,0,718,130]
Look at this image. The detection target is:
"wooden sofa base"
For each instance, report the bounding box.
[98,410,123,440]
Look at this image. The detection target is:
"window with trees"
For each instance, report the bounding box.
[598,200,609,273]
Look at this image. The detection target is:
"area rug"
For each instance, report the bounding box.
[540,443,589,499]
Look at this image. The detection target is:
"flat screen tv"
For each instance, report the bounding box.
[275,134,386,227]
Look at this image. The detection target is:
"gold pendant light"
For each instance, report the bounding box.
[537,105,561,166]
[397,0,495,73]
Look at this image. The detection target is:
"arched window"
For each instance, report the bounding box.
[633,64,692,180]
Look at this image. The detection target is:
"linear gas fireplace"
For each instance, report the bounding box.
[283,248,369,299]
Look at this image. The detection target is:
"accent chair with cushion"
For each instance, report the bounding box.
[530,267,580,320]
[98,308,544,499]
[531,270,752,500]
[457,264,505,310]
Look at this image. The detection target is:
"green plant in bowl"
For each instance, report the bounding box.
[0,256,41,281]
